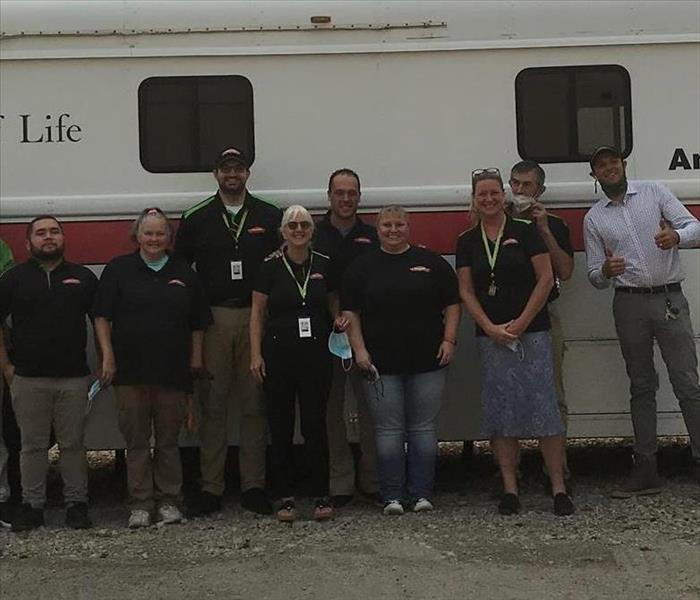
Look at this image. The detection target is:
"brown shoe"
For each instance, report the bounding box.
[313,497,334,521]
[276,499,296,523]
[611,454,663,499]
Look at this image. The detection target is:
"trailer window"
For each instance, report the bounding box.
[138,75,254,173]
[515,65,631,163]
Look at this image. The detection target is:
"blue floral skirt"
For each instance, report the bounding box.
[478,331,565,438]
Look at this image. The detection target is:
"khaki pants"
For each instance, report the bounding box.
[200,306,267,495]
[327,359,378,496]
[115,385,184,510]
[549,303,568,429]
[0,375,10,502]
[11,375,88,508]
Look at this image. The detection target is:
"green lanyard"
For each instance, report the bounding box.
[480,216,506,296]
[222,208,249,243]
[281,253,314,302]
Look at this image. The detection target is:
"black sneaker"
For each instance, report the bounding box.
[553,493,575,516]
[497,493,520,516]
[11,503,45,532]
[241,488,273,516]
[0,501,15,528]
[187,491,222,518]
[65,502,92,529]
[330,494,354,508]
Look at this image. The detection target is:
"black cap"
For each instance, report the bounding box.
[589,145,622,169]
[214,147,251,169]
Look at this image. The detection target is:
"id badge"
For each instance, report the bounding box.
[230,260,243,280]
[298,317,312,338]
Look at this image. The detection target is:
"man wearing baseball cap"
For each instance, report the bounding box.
[583,145,700,496]
[175,147,282,516]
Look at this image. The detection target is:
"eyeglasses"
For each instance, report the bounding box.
[471,168,501,183]
[286,221,313,231]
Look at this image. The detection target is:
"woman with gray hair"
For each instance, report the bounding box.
[94,207,212,528]
[250,205,344,522]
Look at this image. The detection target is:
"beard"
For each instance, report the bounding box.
[599,174,628,198]
[30,244,64,262]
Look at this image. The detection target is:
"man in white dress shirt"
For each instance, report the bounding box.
[583,145,700,497]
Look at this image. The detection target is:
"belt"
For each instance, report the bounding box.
[615,282,681,295]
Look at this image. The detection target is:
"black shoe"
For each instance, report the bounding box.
[553,493,575,516]
[330,494,354,508]
[187,491,222,518]
[241,488,273,516]
[65,502,92,529]
[0,501,15,528]
[497,493,520,516]
[11,503,44,532]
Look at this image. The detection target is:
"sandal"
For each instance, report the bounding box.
[313,497,334,521]
[276,498,296,522]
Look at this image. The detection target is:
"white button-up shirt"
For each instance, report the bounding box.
[584,181,700,289]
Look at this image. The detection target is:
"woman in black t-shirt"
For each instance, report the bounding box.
[342,206,460,515]
[250,205,342,523]
[456,169,573,517]
[94,208,212,529]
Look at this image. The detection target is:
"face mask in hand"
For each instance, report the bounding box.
[328,331,353,370]
[510,194,535,214]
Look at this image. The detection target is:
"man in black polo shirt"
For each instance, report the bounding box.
[508,161,574,480]
[0,216,97,531]
[313,168,379,506]
[175,147,282,516]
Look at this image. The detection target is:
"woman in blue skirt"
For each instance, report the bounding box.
[456,168,574,517]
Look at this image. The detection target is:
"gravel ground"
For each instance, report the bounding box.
[1,438,698,600]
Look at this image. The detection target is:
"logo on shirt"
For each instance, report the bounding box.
[61,278,81,285]
[353,237,372,244]
[409,266,431,273]
[502,238,520,246]
[309,273,324,280]
[168,279,186,287]
[247,226,266,234]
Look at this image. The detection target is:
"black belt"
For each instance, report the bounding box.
[615,283,681,295]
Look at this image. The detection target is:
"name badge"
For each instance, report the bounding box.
[230,260,243,280]
[298,317,312,338]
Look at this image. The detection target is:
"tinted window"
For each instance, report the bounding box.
[139,75,254,172]
[515,65,631,163]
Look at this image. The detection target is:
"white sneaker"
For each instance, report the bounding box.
[383,500,404,516]
[128,509,151,529]
[157,504,182,524]
[413,498,434,512]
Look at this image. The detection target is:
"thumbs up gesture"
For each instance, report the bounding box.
[602,247,626,278]
[654,218,680,250]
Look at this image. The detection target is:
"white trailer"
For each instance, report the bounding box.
[0,0,698,447]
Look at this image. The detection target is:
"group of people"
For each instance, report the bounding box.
[0,144,698,532]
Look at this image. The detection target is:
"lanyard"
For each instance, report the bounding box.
[480,216,506,278]
[221,208,249,243]
[281,253,314,301]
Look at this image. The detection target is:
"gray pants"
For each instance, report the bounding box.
[613,290,700,459]
[0,376,9,502]
[10,375,89,508]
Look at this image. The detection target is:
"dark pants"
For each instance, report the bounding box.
[263,335,332,499]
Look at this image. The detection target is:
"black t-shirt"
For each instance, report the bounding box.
[545,214,574,303]
[455,217,550,336]
[254,250,334,343]
[341,246,460,375]
[0,259,97,377]
[94,252,212,391]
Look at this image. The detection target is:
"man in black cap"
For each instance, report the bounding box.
[175,147,282,516]
[583,145,700,496]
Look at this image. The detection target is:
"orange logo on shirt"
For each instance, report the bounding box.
[168,279,186,287]
[502,238,519,246]
[353,237,372,244]
[310,273,324,280]
[409,266,431,273]
[61,278,81,285]
[247,227,266,234]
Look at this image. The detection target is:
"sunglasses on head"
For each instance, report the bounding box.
[286,221,312,231]
[471,167,501,183]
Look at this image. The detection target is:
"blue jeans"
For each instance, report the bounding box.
[365,369,446,501]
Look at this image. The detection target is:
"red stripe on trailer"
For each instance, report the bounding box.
[1,205,698,263]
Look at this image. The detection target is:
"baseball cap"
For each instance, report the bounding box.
[214,147,251,169]
[589,145,622,168]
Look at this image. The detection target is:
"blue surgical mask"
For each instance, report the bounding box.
[328,331,353,369]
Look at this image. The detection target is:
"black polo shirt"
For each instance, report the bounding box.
[93,253,212,391]
[455,217,550,336]
[313,212,378,281]
[341,246,460,375]
[254,250,333,343]
[174,191,282,307]
[0,259,97,377]
[544,214,574,303]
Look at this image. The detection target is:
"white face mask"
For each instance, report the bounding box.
[510,194,535,214]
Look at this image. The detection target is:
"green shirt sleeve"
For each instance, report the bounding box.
[0,239,15,276]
